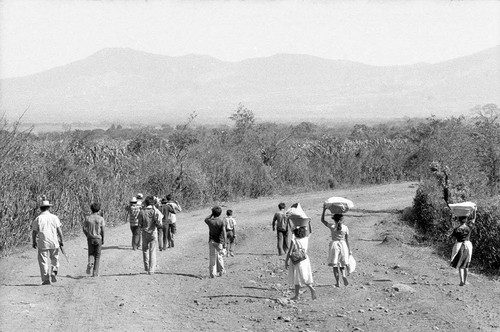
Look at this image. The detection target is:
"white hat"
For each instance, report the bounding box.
[130,197,138,203]
[40,196,52,207]
[137,193,143,199]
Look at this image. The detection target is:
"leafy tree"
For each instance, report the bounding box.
[229,103,255,144]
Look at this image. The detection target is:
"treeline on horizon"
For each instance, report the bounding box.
[1,103,499,272]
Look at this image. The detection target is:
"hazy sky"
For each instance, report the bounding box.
[1,0,499,79]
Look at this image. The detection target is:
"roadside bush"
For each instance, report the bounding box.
[410,181,451,240]
[471,198,500,272]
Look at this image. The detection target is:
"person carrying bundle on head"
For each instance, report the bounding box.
[285,226,317,301]
[448,202,477,286]
[321,209,351,287]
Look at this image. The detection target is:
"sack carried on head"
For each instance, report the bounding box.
[286,203,310,228]
[290,239,307,265]
[324,197,354,214]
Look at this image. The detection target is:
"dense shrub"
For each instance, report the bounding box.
[471,198,500,272]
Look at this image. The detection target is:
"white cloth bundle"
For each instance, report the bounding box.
[449,202,477,217]
[324,197,354,214]
[286,203,310,227]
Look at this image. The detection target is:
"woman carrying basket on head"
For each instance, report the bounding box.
[285,225,317,301]
[321,206,351,287]
[449,203,476,286]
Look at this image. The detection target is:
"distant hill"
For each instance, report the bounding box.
[1,46,499,125]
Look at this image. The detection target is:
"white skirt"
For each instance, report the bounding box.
[288,256,314,286]
[288,235,313,286]
[327,240,348,267]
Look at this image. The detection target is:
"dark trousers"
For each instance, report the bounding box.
[226,230,235,253]
[158,224,168,250]
[130,225,141,250]
[167,223,176,248]
[87,238,102,276]
[276,230,289,256]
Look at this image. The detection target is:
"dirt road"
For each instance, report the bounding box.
[1,182,499,331]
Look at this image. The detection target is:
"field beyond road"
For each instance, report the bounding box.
[1,182,499,331]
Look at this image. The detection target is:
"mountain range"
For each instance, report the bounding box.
[1,46,499,125]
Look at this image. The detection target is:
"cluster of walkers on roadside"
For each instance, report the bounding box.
[31,193,476,298]
[30,193,237,283]
[123,193,183,275]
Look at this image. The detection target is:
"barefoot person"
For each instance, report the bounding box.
[82,202,105,277]
[321,207,351,287]
[204,206,227,278]
[31,196,64,285]
[450,212,475,286]
[285,226,317,300]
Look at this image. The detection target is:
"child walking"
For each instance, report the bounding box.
[224,210,237,256]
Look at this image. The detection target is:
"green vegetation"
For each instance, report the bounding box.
[1,104,499,273]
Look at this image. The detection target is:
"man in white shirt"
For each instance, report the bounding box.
[32,197,64,285]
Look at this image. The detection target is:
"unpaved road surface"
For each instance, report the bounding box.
[1,182,499,331]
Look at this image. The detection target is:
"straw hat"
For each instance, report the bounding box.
[130,197,138,204]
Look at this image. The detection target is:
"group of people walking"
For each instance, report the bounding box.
[203,206,237,278]
[125,193,182,274]
[31,194,476,295]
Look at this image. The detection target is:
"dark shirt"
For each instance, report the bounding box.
[204,216,225,243]
[83,213,105,240]
[452,225,471,242]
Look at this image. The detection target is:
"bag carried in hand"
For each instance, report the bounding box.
[290,239,307,265]
[347,254,356,274]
